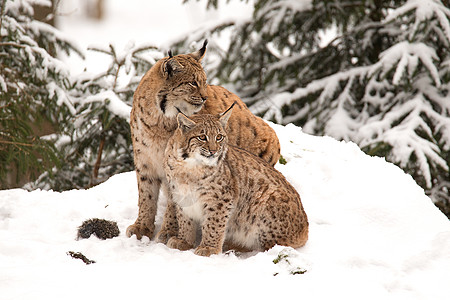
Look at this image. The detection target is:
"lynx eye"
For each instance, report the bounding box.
[197,134,207,141]
[216,134,224,142]
[188,81,198,88]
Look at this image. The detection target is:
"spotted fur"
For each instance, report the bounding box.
[164,109,308,256]
[127,42,280,240]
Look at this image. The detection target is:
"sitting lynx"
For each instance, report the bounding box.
[127,41,281,241]
[164,105,309,256]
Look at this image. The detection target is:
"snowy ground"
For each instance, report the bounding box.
[1,123,450,299]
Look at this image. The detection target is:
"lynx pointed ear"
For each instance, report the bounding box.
[162,58,183,78]
[219,101,236,128]
[189,39,208,62]
[177,112,196,133]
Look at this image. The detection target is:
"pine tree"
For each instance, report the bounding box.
[177,0,450,216]
[34,42,162,190]
[0,0,82,188]
[1,0,162,190]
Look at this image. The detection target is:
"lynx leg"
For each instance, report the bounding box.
[156,183,180,243]
[156,200,179,243]
[126,171,160,240]
[196,219,227,256]
[258,201,309,250]
[195,198,231,257]
[167,205,196,251]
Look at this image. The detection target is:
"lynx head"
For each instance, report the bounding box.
[174,103,235,166]
[157,40,209,118]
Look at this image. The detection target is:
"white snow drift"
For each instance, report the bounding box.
[1,123,449,300]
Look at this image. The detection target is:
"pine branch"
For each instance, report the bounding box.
[0,139,34,147]
[92,135,105,183]
[0,42,30,48]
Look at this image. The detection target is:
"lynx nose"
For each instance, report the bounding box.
[199,85,208,102]
[209,149,217,155]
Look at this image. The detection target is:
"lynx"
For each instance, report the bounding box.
[127,41,281,241]
[164,105,308,256]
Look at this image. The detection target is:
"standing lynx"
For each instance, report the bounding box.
[127,41,281,240]
[164,105,308,256]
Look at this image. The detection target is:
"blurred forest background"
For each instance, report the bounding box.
[1,0,449,217]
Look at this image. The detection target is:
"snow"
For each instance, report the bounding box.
[256,0,312,35]
[358,90,449,189]
[251,34,449,191]
[3,0,449,298]
[1,123,449,299]
[385,0,450,48]
[0,75,7,92]
[379,42,441,87]
[259,40,441,124]
[84,90,132,121]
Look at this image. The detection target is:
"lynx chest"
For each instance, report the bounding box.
[169,177,204,223]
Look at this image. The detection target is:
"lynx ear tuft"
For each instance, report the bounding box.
[199,39,208,57]
[189,39,208,62]
[219,101,236,128]
[168,49,173,58]
[177,112,196,133]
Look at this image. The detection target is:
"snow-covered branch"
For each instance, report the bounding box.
[84,91,131,122]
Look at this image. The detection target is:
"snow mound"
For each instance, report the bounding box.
[1,123,449,299]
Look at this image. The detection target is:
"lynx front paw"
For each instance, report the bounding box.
[194,246,221,257]
[155,228,178,244]
[167,237,194,251]
[126,222,154,240]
